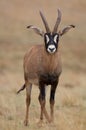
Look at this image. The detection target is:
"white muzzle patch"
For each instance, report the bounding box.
[47,45,56,53]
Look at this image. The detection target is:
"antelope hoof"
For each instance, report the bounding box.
[37,120,44,127]
[49,119,56,126]
[24,120,29,126]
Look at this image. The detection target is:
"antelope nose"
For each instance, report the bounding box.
[47,45,56,53]
[49,48,54,52]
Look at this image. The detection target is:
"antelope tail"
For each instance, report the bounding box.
[17,84,26,94]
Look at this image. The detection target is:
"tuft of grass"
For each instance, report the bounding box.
[62,95,82,107]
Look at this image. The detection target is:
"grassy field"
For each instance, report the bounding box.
[0,0,86,130]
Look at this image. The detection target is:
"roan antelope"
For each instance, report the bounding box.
[17,9,75,125]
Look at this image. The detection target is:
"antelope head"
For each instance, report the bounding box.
[27,9,75,54]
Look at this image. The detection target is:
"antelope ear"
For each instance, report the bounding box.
[27,25,44,37]
[59,25,75,36]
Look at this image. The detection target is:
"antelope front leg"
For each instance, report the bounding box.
[38,83,50,123]
[50,79,59,123]
[39,95,50,123]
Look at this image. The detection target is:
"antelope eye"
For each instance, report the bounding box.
[54,34,59,43]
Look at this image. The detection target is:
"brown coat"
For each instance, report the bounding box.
[24,44,62,85]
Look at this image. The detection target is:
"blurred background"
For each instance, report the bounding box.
[0,0,86,130]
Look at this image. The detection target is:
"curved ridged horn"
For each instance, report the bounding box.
[53,9,62,33]
[40,11,51,33]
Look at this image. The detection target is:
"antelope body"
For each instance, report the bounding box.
[24,44,62,85]
[17,9,75,125]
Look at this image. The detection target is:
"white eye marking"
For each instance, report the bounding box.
[45,35,49,43]
[54,35,58,43]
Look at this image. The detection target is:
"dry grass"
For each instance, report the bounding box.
[0,0,86,130]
